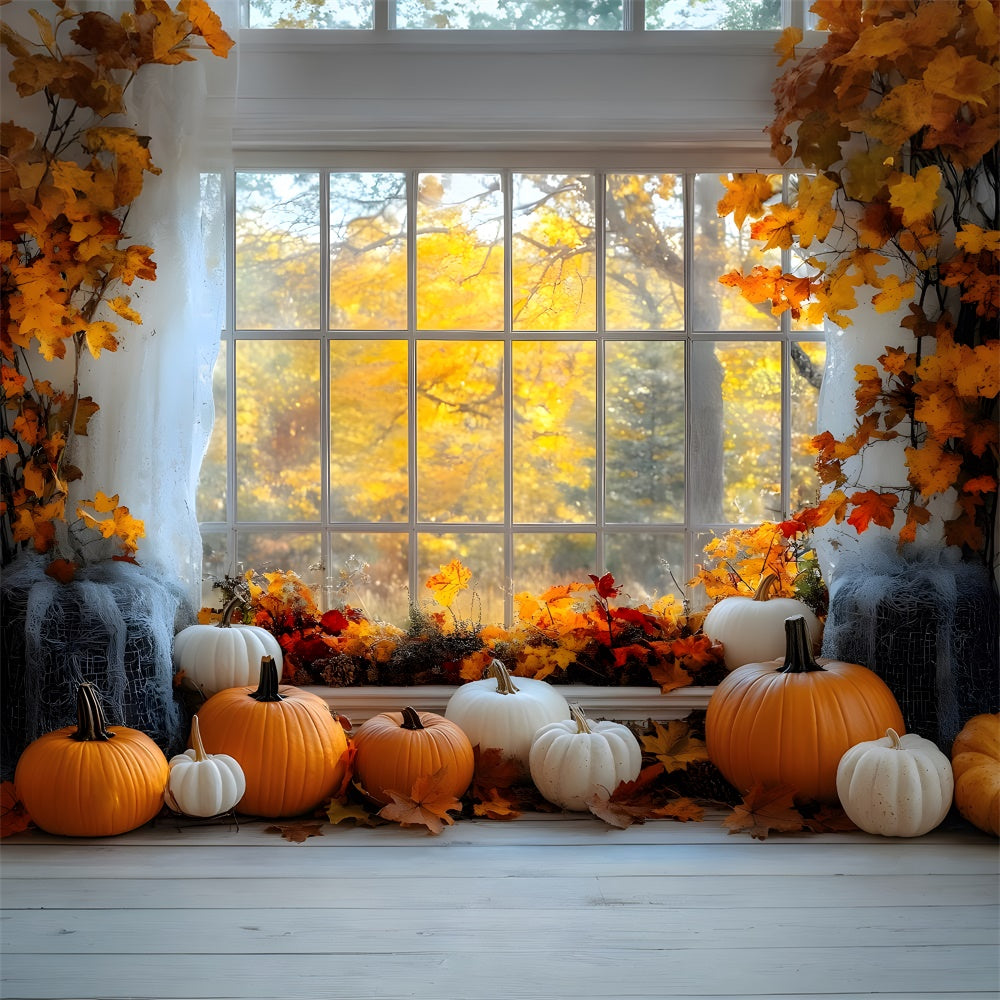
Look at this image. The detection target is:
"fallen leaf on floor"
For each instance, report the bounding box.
[379,768,463,835]
[724,783,804,840]
[265,821,325,843]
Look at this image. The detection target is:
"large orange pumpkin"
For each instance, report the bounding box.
[352,707,474,806]
[196,656,348,818]
[14,682,169,837]
[705,615,905,804]
[951,713,1000,836]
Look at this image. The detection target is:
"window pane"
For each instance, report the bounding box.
[690,340,781,523]
[236,340,321,521]
[791,340,825,510]
[396,0,622,29]
[417,341,504,522]
[513,173,596,331]
[330,534,409,624]
[606,174,684,331]
[199,529,229,609]
[247,1,373,28]
[416,173,503,330]
[513,341,596,523]
[236,173,320,330]
[417,534,505,625]
[693,172,780,332]
[513,533,597,595]
[197,342,227,523]
[606,340,685,522]
[330,173,407,330]
[604,532,684,604]
[331,340,409,522]
[646,0,780,29]
[236,532,323,587]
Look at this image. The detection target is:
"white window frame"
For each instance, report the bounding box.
[200,13,825,616]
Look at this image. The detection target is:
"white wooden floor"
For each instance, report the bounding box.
[1,813,998,1000]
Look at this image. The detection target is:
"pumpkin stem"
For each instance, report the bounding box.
[190,715,208,762]
[569,703,592,734]
[886,728,902,749]
[400,706,424,730]
[777,615,824,674]
[249,656,285,702]
[485,659,520,695]
[220,596,245,628]
[752,574,779,602]
[71,682,114,742]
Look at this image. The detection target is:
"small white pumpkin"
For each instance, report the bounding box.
[164,715,247,818]
[529,704,641,812]
[444,659,570,775]
[702,573,821,671]
[836,728,954,838]
[173,597,283,696]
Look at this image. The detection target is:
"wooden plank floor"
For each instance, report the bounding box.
[2,813,997,1000]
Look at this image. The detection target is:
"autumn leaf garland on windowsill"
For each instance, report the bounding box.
[717,0,999,566]
[0,0,233,578]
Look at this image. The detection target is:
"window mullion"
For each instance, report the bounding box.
[595,171,607,576]
[407,168,419,601]
[503,169,514,625]
[682,171,696,602]
[224,169,238,582]
[319,171,332,609]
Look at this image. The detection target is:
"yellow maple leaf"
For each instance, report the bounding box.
[774,26,802,66]
[641,720,708,772]
[888,166,942,228]
[717,173,778,229]
[83,320,119,358]
[955,225,1000,254]
[793,174,838,249]
[108,296,143,325]
[922,45,999,106]
[871,273,916,314]
[750,203,800,251]
[906,442,963,499]
[425,559,472,608]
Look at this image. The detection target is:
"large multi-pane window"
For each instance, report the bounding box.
[198,168,824,623]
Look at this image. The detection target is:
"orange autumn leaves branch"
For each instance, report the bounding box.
[716,1,999,559]
[1,0,233,573]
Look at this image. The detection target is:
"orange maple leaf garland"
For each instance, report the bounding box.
[718,2,999,560]
[1,1,233,571]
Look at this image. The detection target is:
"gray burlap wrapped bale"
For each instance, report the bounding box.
[1,554,194,781]
[822,541,999,750]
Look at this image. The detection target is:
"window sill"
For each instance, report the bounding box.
[305,683,715,725]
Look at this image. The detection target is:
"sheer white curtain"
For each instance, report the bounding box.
[78,1,238,609]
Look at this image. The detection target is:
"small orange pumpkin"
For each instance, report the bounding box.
[196,656,348,818]
[14,682,169,837]
[352,707,474,806]
[706,615,905,804]
[951,713,1000,837]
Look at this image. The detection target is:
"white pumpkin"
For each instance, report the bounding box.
[173,598,283,696]
[164,715,247,818]
[702,573,821,671]
[444,659,570,775]
[836,728,954,838]
[529,704,642,812]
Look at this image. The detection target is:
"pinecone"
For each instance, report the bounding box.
[319,655,360,687]
[679,760,741,805]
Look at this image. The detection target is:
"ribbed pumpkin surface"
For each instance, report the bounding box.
[15,725,168,838]
[196,672,348,818]
[352,709,474,806]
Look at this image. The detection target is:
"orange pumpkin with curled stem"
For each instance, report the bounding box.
[705,615,905,804]
[14,682,169,837]
[196,655,348,818]
[951,713,1000,837]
